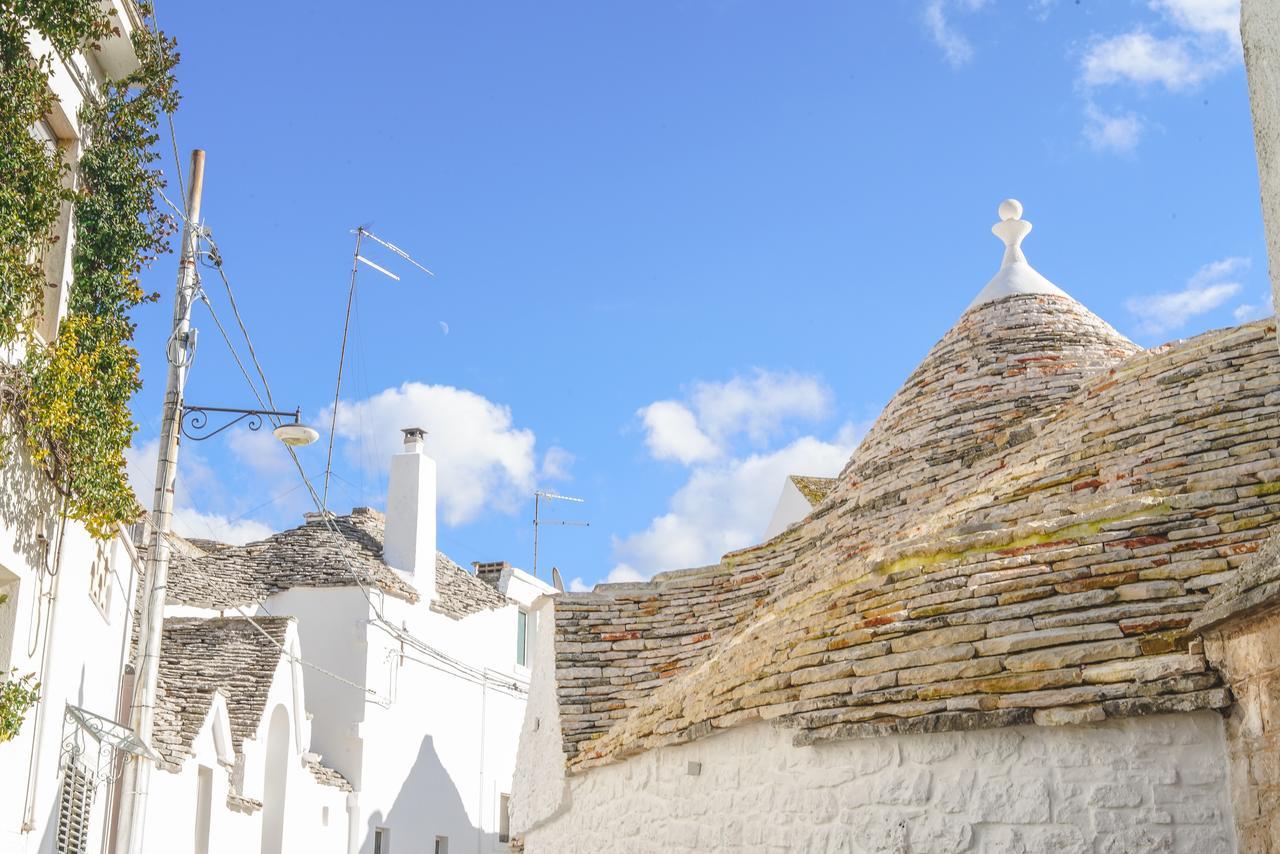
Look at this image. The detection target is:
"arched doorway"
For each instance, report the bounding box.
[260,705,290,854]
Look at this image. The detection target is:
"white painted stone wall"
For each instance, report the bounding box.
[517,712,1236,853]
[257,562,554,854]
[0,14,144,852]
[0,497,140,854]
[511,597,566,833]
[141,627,350,854]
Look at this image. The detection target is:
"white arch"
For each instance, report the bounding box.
[260,704,290,854]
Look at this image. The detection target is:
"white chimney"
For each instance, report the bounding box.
[383,428,437,598]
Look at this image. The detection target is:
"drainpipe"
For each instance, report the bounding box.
[103,526,141,854]
[346,791,360,854]
[21,505,70,832]
[476,673,488,853]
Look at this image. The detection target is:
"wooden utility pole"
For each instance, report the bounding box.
[114,149,205,854]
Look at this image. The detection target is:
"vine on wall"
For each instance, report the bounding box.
[1,2,179,737]
[1,1,179,537]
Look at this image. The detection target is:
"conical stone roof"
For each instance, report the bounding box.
[821,202,1140,550]
[548,201,1277,770]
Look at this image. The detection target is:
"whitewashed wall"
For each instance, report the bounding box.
[261,565,551,854]
[0,8,143,852]
[140,622,350,854]
[0,496,138,854]
[511,597,565,834]
[517,712,1236,853]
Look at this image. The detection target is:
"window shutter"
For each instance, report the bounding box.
[55,752,96,854]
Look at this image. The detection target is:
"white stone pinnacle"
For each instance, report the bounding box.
[967,198,1071,310]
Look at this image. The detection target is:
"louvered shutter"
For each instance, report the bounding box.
[54,753,95,854]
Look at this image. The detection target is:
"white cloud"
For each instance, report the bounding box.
[610,428,859,581]
[637,400,719,465]
[1233,290,1274,322]
[1083,102,1145,153]
[1076,0,1239,154]
[540,446,575,481]
[567,576,592,593]
[637,370,833,467]
[1150,0,1240,41]
[330,382,539,526]
[1029,0,1057,21]
[125,437,275,546]
[1126,256,1249,336]
[227,425,294,477]
[691,370,831,446]
[923,0,990,68]
[171,508,274,545]
[1081,31,1210,90]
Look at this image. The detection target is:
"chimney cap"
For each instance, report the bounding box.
[401,427,428,445]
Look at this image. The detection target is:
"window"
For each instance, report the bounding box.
[434,837,449,854]
[55,753,95,854]
[374,828,390,854]
[88,545,110,619]
[32,118,75,345]
[515,609,528,667]
[499,794,511,843]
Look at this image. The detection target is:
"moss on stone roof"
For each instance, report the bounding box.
[550,297,1280,771]
[790,475,837,507]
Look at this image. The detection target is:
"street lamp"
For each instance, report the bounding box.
[179,404,319,446]
[117,150,318,854]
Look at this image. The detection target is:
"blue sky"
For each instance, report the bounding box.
[127,0,1265,589]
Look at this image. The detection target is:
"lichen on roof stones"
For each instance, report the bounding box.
[551,300,1280,772]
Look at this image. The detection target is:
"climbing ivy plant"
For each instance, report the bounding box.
[0,1,179,537]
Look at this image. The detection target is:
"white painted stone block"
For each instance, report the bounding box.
[516,712,1237,853]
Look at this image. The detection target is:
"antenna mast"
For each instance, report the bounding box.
[321,227,435,510]
[532,490,588,579]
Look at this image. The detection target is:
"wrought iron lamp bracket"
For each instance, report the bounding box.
[180,404,301,442]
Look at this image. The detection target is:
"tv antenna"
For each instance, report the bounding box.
[322,226,435,510]
[532,490,588,579]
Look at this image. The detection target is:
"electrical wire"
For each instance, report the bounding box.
[228,602,391,707]
[169,214,527,703]
[121,517,391,705]
[201,230,279,411]
[143,1,185,206]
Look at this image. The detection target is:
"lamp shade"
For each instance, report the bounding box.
[273,423,320,447]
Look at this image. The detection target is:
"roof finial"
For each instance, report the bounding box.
[992,198,1032,268]
[966,198,1070,310]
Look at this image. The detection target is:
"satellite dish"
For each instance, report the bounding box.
[551,566,565,593]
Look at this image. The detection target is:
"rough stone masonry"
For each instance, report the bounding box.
[513,209,1280,849]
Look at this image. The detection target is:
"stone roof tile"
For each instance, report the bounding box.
[551,306,1280,771]
[305,756,354,791]
[164,508,511,619]
[153,616,290,771]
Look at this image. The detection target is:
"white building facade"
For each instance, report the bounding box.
[134,428,554,854]
[0,6,157,853]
